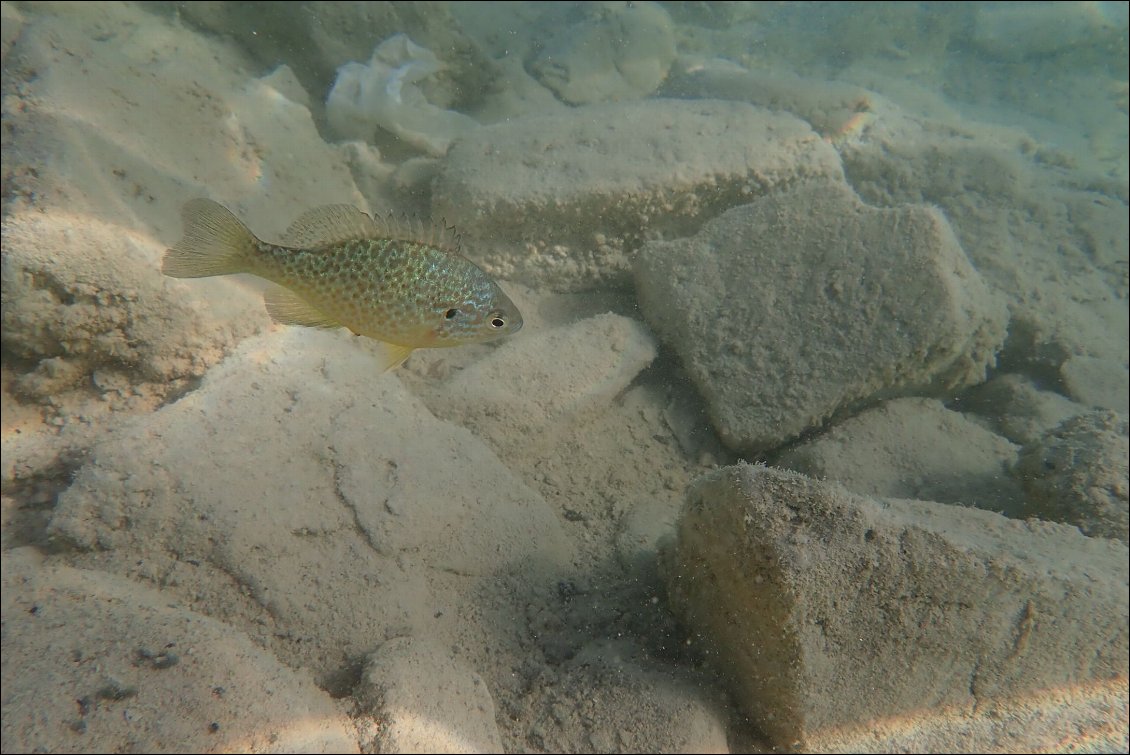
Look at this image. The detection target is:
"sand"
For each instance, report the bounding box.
[2,2,1127,753]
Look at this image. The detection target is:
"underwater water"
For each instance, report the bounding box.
[1,1,1127,752]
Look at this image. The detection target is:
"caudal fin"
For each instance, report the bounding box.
[162,199,259,278]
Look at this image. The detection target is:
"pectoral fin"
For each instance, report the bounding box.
[262,285,413,372]
[262,286,341,329]
[371,342,415,373]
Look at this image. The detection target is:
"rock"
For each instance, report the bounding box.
[325,34,479,156]
[355,637,503,754]
[261,64,312,109]
[635,181,1008,453]
[0,549,358,754]
[2,2,365,237]
[615,494,682,572]
[524,639,729,754]
[1,0,24,63]
[841,128,1128,386]
[971,2,1128,60]
[663,464,1129,751]
[469,55,568,125]
[1012,410,1129,544]
[959,373,1086,446]
[530,2,676,105]
[424,314,658,454]
[48,329,573,687]
[174,1,497,122]
[432,99,843,291]
[1060,355,1130,413]
[1,2,367,426]
[660,58,879,141]
[0,210,266,406]
[776,398,1027,516]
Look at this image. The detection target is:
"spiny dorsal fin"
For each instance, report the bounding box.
[367,211,462,254]
[280,205,382,248]
[280,204,462,254]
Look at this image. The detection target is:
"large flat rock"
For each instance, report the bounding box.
[47,329,573,687]
[663,464,1129,750]
[635,181,1008,453]
[432,99,843,291]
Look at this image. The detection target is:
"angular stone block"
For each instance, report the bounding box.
[433,99,843,290]
[530,2,676,105]
[635,182,1008,453]
[663,464,1129,750]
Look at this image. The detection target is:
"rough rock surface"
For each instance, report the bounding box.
[0,0,364,418]
[1,549,358,754]
[432,99,843,290]
[47,329,573,688]
[1,2,365,237]
[355,636,504,754]
[959,372,1086,446]
[663,464,1129,750]
[1,210,266,406]
[635,181,1008,453]
[1012,410,1129,544]
[520,639,730,754]
[841,124,1129,384]
[1059,355,1130,413]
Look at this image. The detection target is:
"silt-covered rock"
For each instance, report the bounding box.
[635,181,1008,453]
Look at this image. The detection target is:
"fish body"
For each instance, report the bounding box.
[163,199,522,369]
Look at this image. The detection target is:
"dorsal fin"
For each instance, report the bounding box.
[373,212,463,254]
[280,205,382,248]
[279,204,462,253]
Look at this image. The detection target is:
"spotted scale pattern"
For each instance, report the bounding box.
[252,237,515,347]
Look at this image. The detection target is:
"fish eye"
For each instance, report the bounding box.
[490,316,506,328]
[444,308,459,319]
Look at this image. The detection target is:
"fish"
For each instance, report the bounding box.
[162,198,523,371]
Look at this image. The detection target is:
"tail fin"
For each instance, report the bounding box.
[162,199,259,278]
